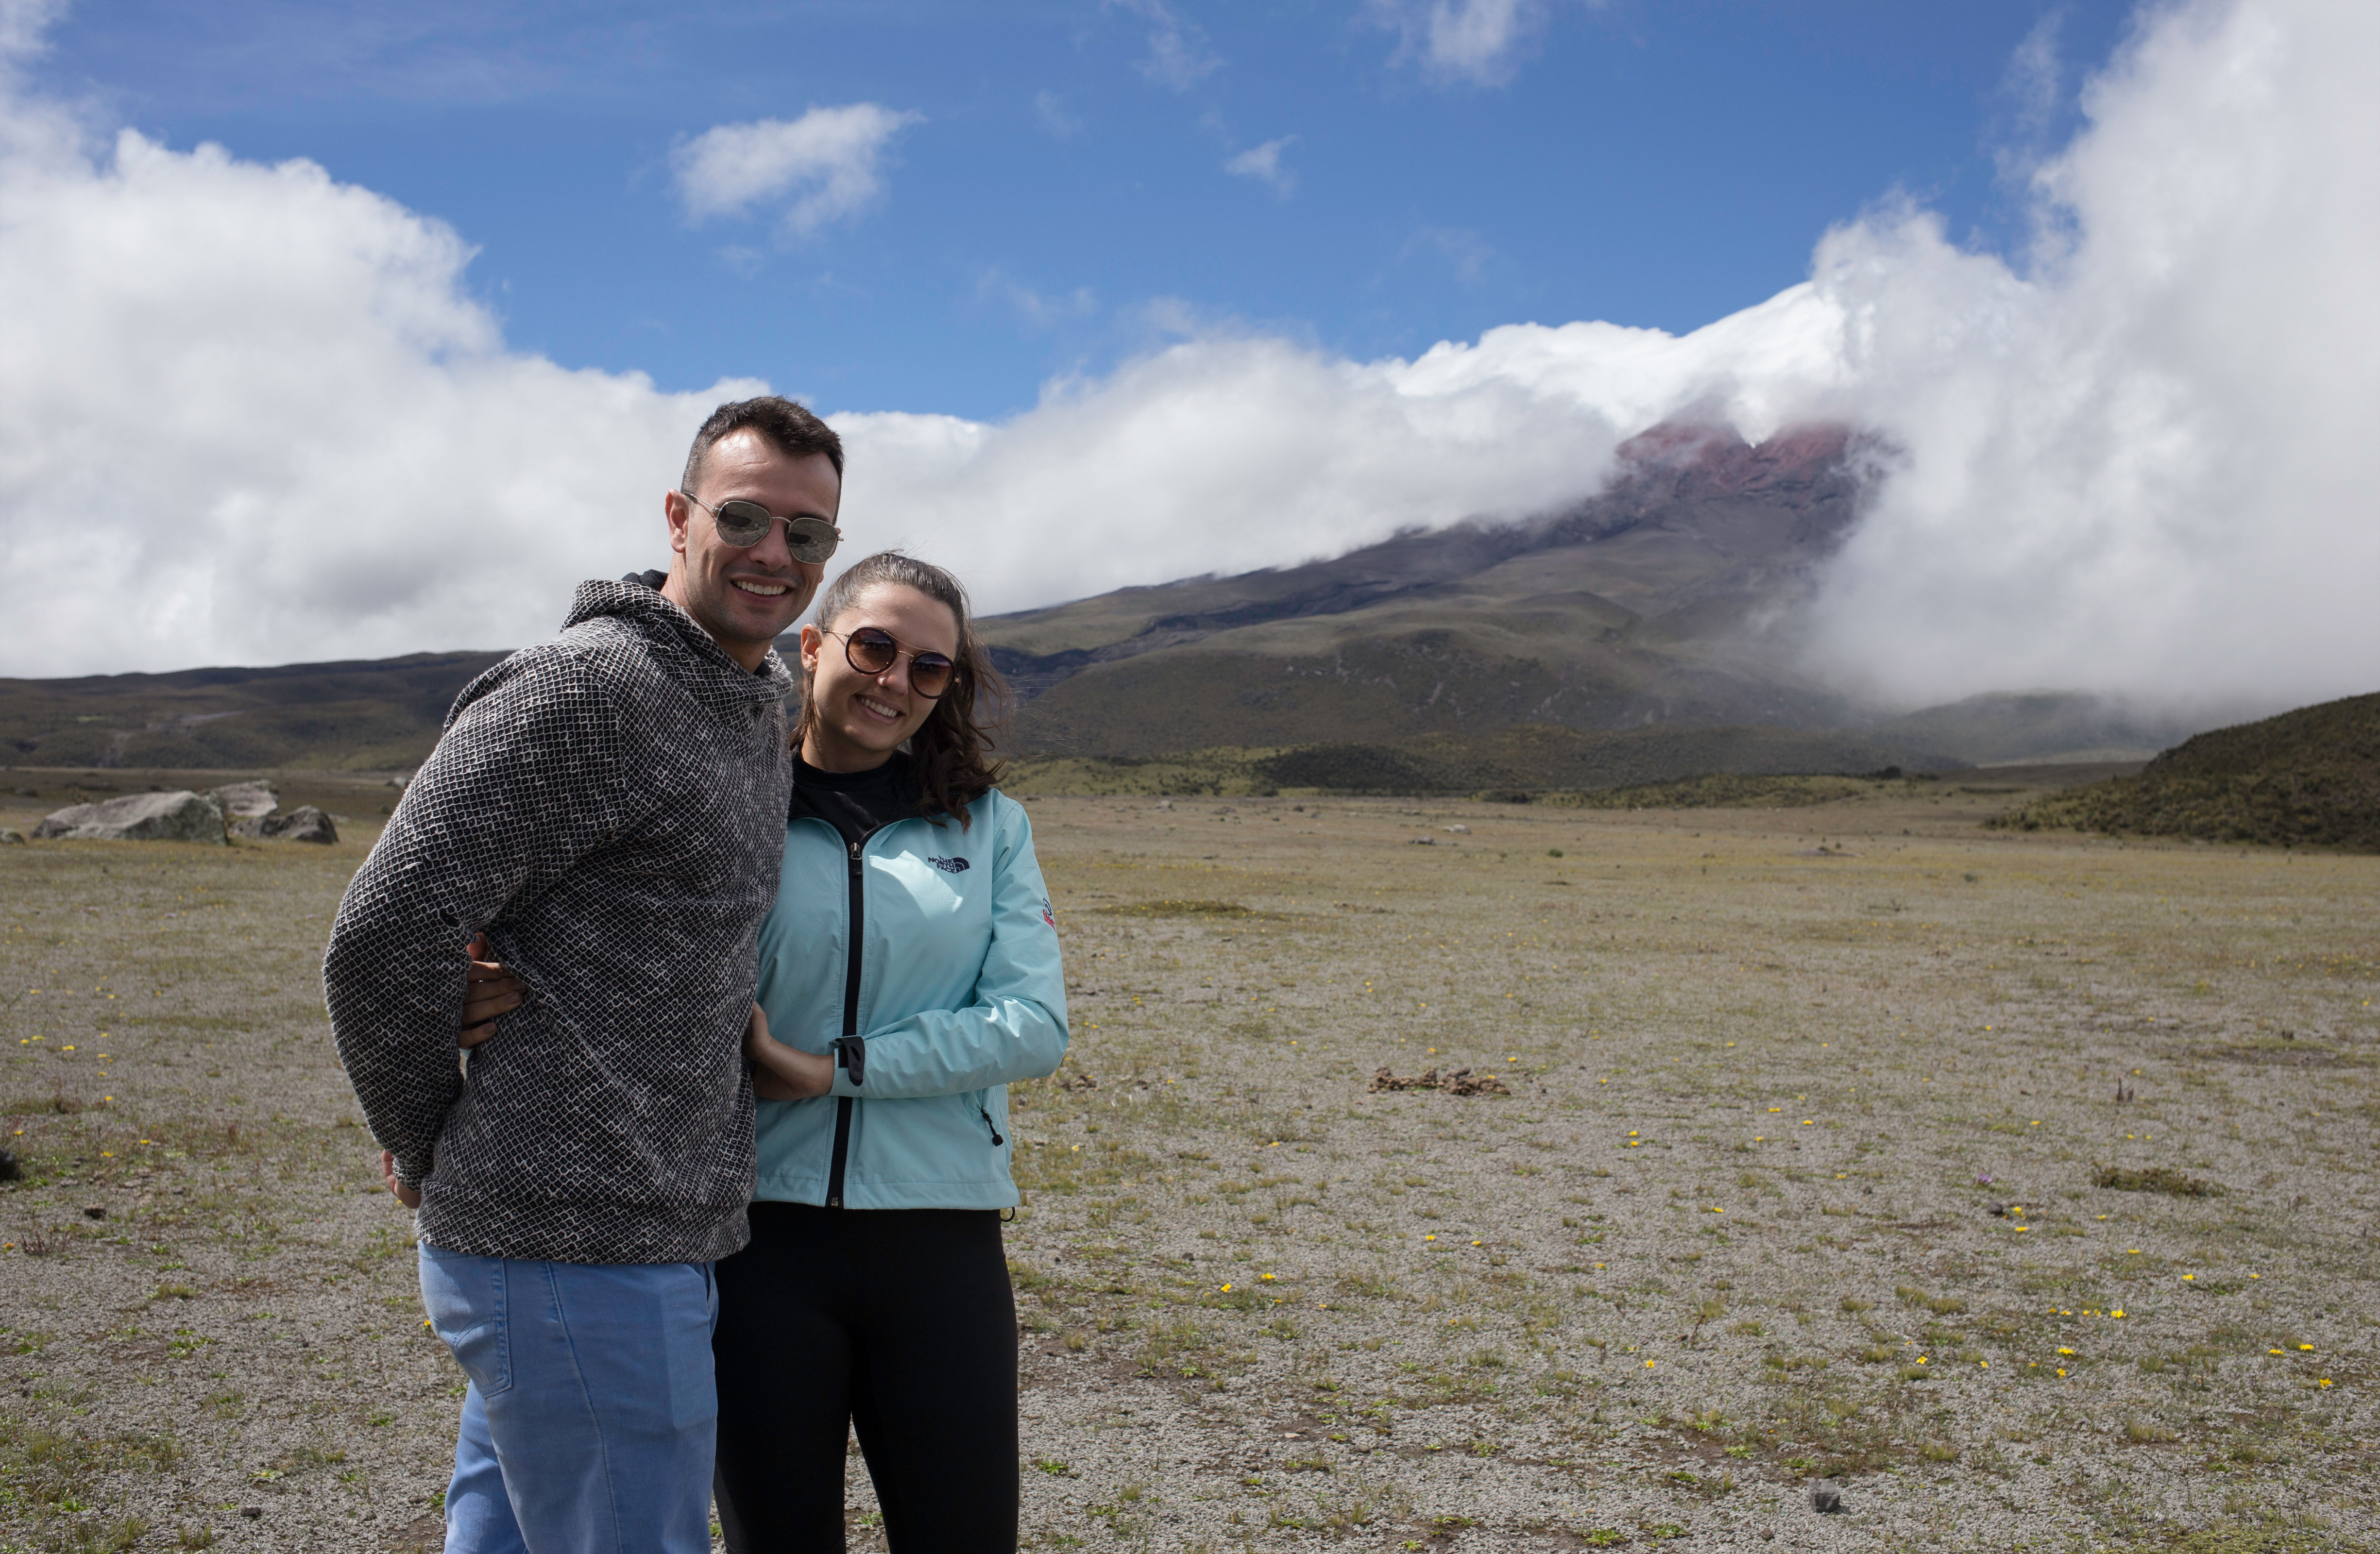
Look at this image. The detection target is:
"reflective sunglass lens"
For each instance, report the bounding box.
[911,657,955,695]
[710,500,775,544]
[846,629,900,673]
[783,518,840,563]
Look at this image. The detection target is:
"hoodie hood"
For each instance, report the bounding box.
[563,576,794,701]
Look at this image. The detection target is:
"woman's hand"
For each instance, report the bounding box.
[380,1149,421,1210]
[743,1003,833,1101]
[460,933,526,1049]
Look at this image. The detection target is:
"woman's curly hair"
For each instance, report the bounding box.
[793,551,1010,827]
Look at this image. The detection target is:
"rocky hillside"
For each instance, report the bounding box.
[980,419,1876,756]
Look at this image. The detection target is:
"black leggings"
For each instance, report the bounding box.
[712,1202,1018,1553]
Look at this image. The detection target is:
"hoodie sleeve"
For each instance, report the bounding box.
[323,651,637,1185]
[830,795,1070,1100]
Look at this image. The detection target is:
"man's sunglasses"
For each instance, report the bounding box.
[825,627,956,699]
[680,490,842,564]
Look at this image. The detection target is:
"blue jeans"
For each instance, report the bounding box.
[418,1243,721,1554]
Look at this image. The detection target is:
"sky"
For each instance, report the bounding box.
[30,0,2132,421]
[2,0,2376,717]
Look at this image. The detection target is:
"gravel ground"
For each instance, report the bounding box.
[3,781,2375,1554]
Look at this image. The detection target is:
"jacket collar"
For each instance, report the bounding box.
[565,576,794,700]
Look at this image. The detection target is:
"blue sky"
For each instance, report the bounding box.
[39,0,2135,422]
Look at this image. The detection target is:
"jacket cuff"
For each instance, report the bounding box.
[830,1035,867,1093]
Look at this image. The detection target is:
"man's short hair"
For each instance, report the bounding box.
[681,396,845,495]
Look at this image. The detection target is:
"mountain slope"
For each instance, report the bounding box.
[982,420,1871,756]
[1991,692,2380,850]
[0,652,508,770]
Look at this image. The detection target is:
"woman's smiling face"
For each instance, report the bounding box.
[799,582,960,773]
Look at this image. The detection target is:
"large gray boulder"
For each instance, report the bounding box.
[240,805,338,844]
[212,780,279,820]
[34,791,227,844]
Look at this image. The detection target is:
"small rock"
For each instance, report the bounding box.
[240,1506,264,1520]
[1408,836,1436,846]
[0,828,24,845]
[210,780,279,820]
[34,791,227,844]
[240,805,339,844]
[82,1205,106,1220]
[1441,824,1470,834]
[0,1146,20,1182]
[1811,1483,1843,1514]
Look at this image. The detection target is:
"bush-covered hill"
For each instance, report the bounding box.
[0,652,508,770]
[1003,722,1965,797]
[1989,691,2380,851]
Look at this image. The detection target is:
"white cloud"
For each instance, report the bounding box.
[1223,136,1295,197]
[1988,12,2068,188]
[0,0,2373,725]
[1369,0,1569,87]
[0,0,65,65]
[671,103,921,234]
[1107,0,1220,91]
[978,269,1099,329]
[0,51,751,674]
[1785,0,2380,711]
[1032,89,1080,139]
[1403,225,1494,283]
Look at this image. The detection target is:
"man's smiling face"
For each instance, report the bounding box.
[662,427,841,669]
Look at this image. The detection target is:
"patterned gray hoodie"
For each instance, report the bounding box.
[325,578,792,1265]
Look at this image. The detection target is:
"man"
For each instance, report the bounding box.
[324,396,842,1554]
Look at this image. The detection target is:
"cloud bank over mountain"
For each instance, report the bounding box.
[0,0,2372,717]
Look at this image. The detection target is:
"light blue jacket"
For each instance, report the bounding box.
[751,789,1068,1210]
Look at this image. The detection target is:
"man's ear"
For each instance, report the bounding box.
[663,490,693,557]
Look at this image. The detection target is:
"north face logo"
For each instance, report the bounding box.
[927,856,970,874]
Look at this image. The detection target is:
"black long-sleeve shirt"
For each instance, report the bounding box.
[324,577,793,1265]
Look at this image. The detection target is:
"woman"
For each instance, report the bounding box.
[716,550,1067,1552]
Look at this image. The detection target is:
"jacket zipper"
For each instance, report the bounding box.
[825,838,864,1208]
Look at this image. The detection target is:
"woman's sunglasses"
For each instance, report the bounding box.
[827,626,956,699]
[680,490,842,564]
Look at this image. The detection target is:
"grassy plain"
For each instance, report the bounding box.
[2,778,2376,1553]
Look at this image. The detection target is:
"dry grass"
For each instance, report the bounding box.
[3,777,2376,1551]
